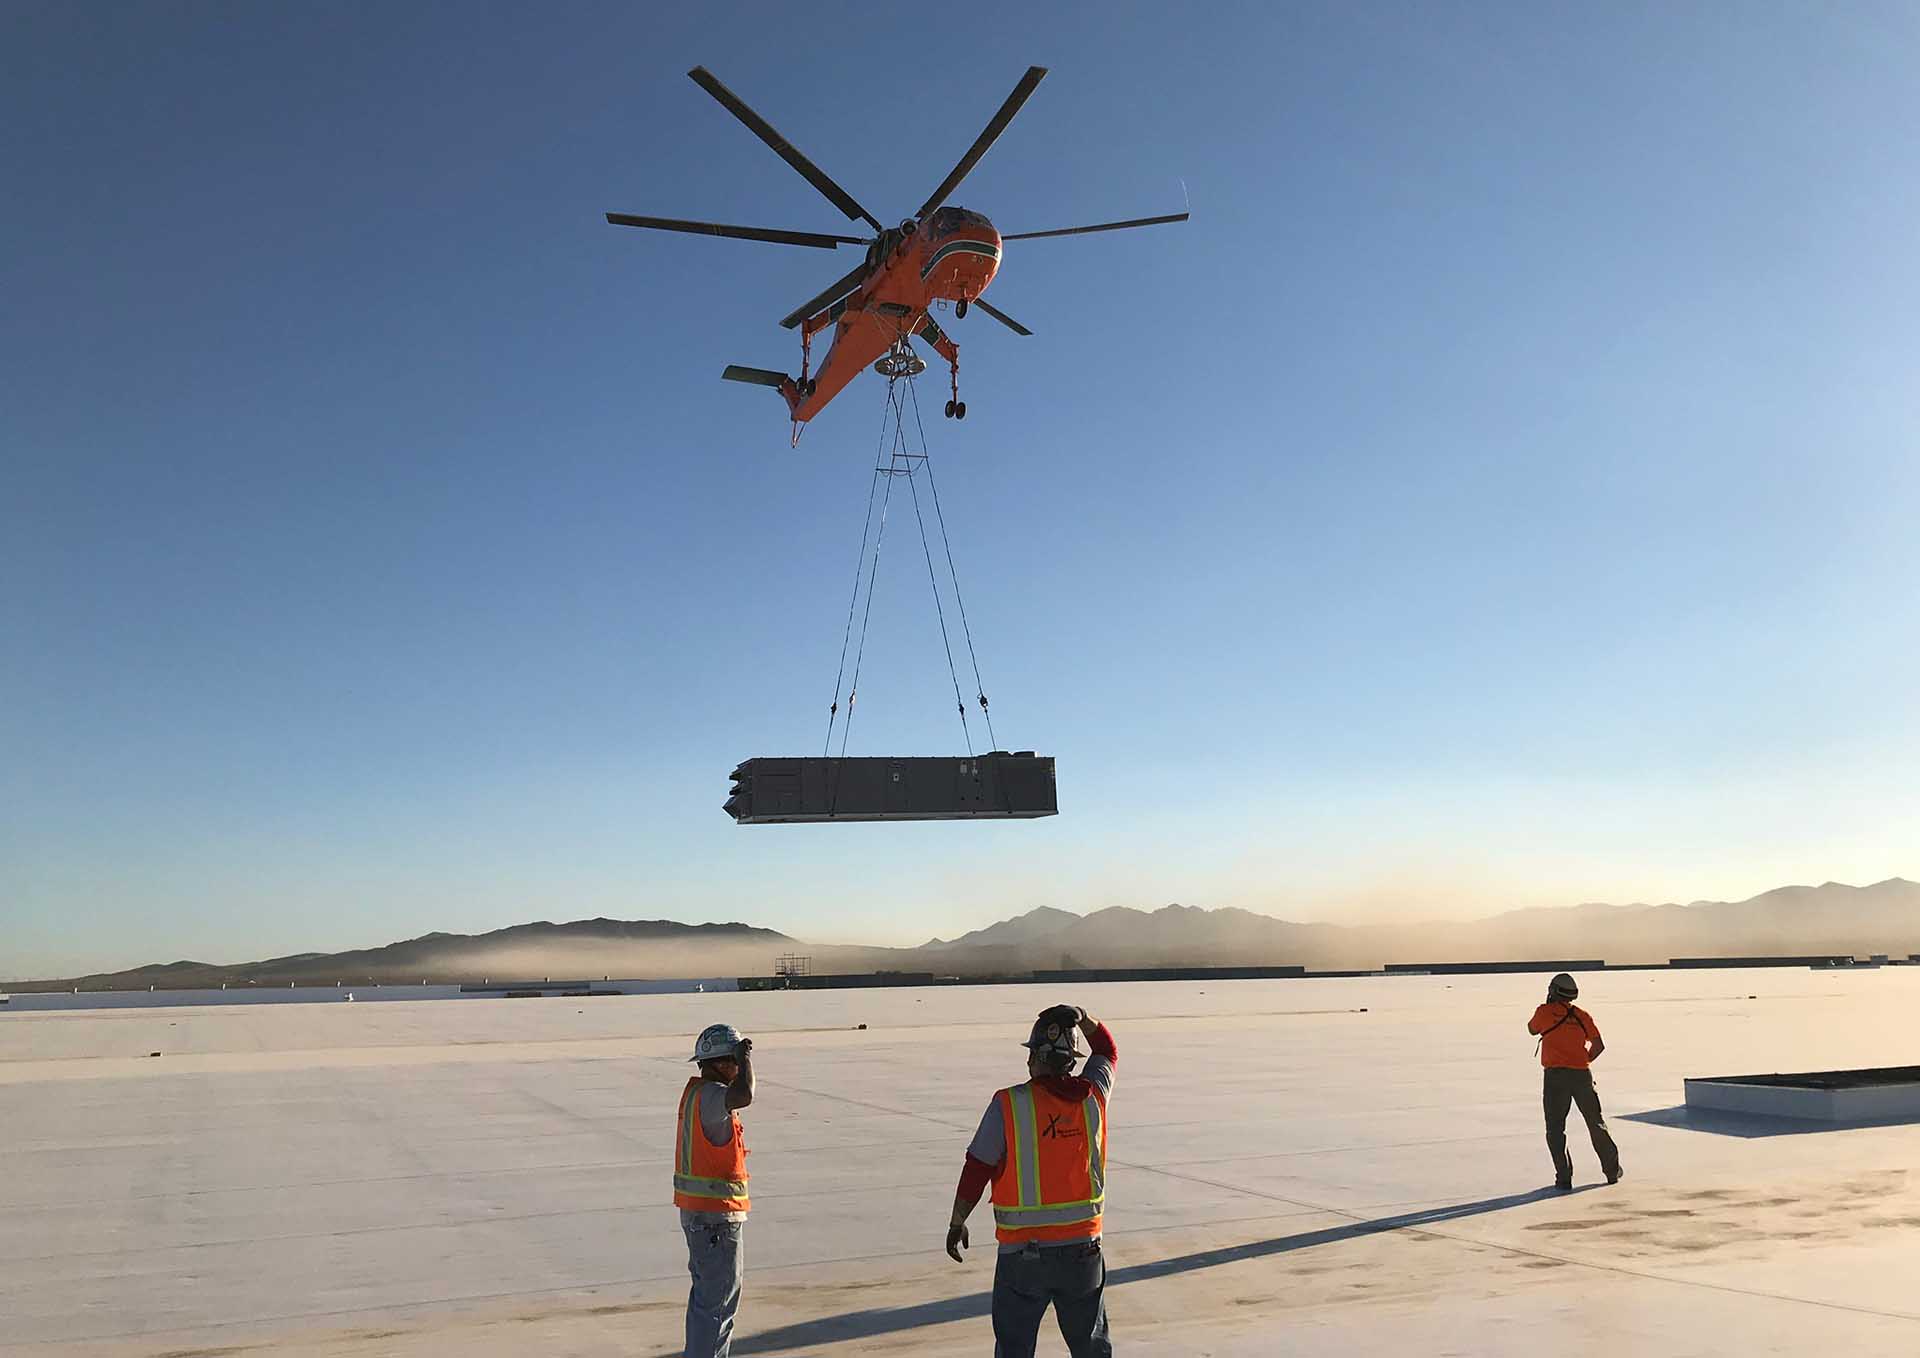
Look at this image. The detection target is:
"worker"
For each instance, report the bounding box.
[1527,973,1621,1190]
[674,1023,754,1358]
[945,1004,1116,1358]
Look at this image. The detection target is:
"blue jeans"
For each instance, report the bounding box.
[682,1216,744,1358]
[992,1240,1111,1358]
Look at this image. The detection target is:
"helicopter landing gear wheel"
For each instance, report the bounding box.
[955,298,969,319]
[954,401,967,420]
[944,399,956,419]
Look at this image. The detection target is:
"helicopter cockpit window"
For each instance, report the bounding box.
[928,207,990,239]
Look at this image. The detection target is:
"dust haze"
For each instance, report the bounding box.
[27,879,1919,991]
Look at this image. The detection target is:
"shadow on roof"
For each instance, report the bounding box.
[1624,1105,1920,1139]
[728,1186,1567,1353]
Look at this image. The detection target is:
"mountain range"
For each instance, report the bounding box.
[17,878,1920,992]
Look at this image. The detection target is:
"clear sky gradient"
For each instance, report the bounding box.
[5,3,1917,976]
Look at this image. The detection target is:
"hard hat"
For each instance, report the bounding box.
[1021,1012,1082,1070]
[1548,973,1579,1002]
[690,1023,746,1063]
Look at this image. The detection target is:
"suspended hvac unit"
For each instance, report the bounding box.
[724,752,1056,824]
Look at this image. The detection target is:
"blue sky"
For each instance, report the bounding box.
[5,3,1917,976]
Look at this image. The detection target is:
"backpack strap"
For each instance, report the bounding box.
[1533,1003,1588,1054]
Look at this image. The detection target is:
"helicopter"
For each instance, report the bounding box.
[607,66,1186,438]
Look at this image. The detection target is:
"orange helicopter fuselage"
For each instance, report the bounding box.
[787,207,1001,424]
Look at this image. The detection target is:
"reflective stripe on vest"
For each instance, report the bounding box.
[674,1079,748,1209]
[991,1083,1106,1232]
[674,1172,748,1198]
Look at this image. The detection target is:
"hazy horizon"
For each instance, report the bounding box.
[11,874,1917,983]
[14,857,1920,979]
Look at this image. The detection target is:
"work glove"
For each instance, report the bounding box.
[945,1221,970,1262]
[735,1037,753,1057]
[1038,1004,1085,1027]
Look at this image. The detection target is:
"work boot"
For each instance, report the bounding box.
[1546,1134,1573,1188]
[1554,1178,1572,1192]
[1606,1167,1622,1186]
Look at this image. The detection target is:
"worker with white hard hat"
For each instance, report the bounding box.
[674,1022,755,1357]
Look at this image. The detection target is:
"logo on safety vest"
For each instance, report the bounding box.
[1041,1112,1083,1141]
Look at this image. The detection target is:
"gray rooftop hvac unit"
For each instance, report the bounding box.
[724,753,1057,824]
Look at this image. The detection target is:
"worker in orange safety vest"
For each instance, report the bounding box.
[675,1022,753,1357]
[946,1004,1115,1358]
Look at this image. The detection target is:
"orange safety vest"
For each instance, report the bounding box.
[673,1077,750,1214]
[990,1080,1107,1245]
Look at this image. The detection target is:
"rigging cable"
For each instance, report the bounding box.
[899,376,975,756]
[822,390,895,757]
[835,381,904,761]
[904,373,1000,751]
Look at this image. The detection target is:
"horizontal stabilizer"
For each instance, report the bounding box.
[721,365,791,389]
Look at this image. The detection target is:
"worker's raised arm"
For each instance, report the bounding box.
[1077,1008,1106,1048]
[724,1037,755,1109]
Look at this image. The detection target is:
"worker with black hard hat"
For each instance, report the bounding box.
[1528,974,1622,1190]
[945,1003,1118,1357]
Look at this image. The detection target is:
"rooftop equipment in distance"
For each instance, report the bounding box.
[724,752,1056,824]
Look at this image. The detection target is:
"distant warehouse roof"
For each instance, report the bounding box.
[1383,960,1605,975]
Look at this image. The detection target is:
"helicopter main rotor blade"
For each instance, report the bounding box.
[688,66,884,232]
[780,260,871,330]
[915,65,1048,221]
[1000,211,1190,241]
[972,298,1032,336]
[606,214,865,249]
